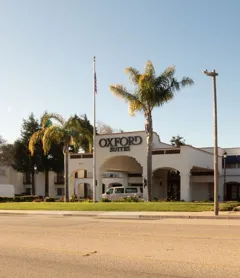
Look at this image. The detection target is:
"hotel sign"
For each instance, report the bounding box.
[99,136,143,152]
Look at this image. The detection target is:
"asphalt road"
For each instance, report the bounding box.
[0,216,240,278]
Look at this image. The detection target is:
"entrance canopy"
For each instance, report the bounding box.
[100,155,142,174]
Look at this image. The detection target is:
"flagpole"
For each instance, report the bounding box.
[93,56,96,203]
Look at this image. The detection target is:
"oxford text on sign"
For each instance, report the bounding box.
[99,136,143,152]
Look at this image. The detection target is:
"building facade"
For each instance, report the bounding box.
[68,131,240,202]
[1,130,240,201]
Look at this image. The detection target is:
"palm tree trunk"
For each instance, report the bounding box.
[45,168,49,197]
[64,145,69,202]
[146,114,153,201]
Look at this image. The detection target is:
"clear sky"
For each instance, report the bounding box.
[0,0,239,147]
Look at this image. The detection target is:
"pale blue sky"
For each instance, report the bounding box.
[0,0,239,147]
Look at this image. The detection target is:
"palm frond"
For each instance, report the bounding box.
[40,111,48,127]
[180,77,194,86]
[162,66,176,79]
[42,126,64,155]
[41,113,65,128]
[29,129,44,156]
[128,99,145,116]
[110,84,142,104]
[170,77,180,91]
[144,60,155,77]
[125,67,141,85]
[65,116,83,133]
[110,85,146,116]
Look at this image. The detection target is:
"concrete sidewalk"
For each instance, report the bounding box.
[0,210,240,219]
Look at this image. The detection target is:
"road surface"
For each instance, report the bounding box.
[0,216,240,277]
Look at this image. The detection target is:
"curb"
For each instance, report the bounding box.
[0,211,240,220]
[138,215,240,220]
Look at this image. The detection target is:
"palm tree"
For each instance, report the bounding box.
[110,61,194,201]
[170,135,186,147]
[29,113,88,202]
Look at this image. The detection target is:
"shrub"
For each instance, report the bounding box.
[159,198,168,202]
[0,197,14,203]
[59,197,64,202]
[101,198,111,202]
[33,198,42,202]
[44,197,55,202]
[114,198,126,202]
[114,195,142,202]
[15,195,39,202]
[233,206,240,211]
[70,195,79,202]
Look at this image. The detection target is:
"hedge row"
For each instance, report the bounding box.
[0,196,56,203]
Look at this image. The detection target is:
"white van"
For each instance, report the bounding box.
[102,186,143,201]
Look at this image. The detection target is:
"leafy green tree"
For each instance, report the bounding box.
[170,135,186,147]
[110,61,194,201]
[12,113,41,195]
[71,114,94,152]
[0,136,12,176]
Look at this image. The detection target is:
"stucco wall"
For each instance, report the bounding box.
[181,146,222,174]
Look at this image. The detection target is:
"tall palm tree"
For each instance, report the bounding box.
[29,113,88,202]
[110,61,194,201]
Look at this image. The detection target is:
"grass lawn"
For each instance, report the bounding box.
[0,201,239,212]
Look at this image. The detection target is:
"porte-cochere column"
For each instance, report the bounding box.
[142,166,148,201]
[180,174,191,201]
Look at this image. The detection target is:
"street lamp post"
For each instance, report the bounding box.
[223,151,227,201]
[203,69,219,216]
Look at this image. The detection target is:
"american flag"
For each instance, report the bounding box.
[94,71,97,94]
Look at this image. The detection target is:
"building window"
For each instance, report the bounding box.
[57,188,64,196]
[55,172,64,184]
[23,172,32,184]
[25,188,31,195]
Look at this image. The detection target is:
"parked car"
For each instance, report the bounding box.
[102,186,143,201]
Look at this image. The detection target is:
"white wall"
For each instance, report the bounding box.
[35,173,45,196]
[181,146,222,174]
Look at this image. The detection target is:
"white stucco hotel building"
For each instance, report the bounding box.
[68,130,240,202]
[1,130,240,202]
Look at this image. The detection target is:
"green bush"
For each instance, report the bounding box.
[0,197,14,203]
[15,196,39,202]
[0,195,42,203]
[101,198,111,202]
[44,197,55,202]
[115,195,142,202]
[233,206,240,211]
[70,195,78,202]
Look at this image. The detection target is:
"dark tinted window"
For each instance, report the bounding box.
[115,188,124,194]
[125,188,138,193]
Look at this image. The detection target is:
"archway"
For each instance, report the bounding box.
[100,155,143,189]
[71,168,91,199]
[152,167,180,200]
